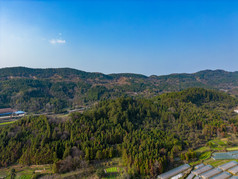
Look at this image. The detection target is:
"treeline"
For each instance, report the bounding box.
[0,88,238,177]
[1,67,238,112]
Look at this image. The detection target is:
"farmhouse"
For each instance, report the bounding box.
[15,111,25,116]
[0,108,25,117]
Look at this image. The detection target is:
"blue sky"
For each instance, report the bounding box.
[0,0,237,76]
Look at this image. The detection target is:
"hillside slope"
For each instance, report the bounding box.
[0,67,238,112]
[0,88,238,177]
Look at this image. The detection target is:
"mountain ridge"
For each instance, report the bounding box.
[0,66,238,112]
[1,66,237,78]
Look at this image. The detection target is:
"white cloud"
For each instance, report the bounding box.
[49,39,66,44]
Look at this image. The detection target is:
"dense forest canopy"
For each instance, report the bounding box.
[0,88,238,177]
[0,67,238,113]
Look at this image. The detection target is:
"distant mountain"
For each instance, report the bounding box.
[0,67,237,112]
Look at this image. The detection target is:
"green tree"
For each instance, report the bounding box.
[96,169,104,178]
[10,169,16,179]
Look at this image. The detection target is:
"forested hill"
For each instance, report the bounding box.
[0,88,238,177]
[0,67,238,112]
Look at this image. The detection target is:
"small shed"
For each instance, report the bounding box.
[14,111,25,116]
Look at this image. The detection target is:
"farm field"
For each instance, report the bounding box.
[59,158,124,179]
[190,138,235,166]
[199,151,212,160]
[103,167,121,179]
[105,167,118,173]
[203,158,238,167]
[0,115,21,126]
[0,164,52,179]
[0,121,16,126]
[227,146,238,151]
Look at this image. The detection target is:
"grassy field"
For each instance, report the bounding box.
[227,146,238,151]
[190,151,212,166]
[0,164,52,179]
[204,158,238,167]
[190,138,230,166]
[210,139,227,146]
[59,157,124,179]
[0,121,16,126]
[208,139,227,151]
[195,146,210,153]
[189,138,238,167]
[105,167,118,173]
[199,151,212,160]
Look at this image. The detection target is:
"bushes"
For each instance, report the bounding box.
[96,169,104,178]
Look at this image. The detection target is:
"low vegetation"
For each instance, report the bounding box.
[0,121,16,126]
[0,164,52,179]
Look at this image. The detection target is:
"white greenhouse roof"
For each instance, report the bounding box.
[192,165,213,175]
[228,165,238,175]
[186,173,195,179]
[194,163,205,169]
[210,171,231,179]
[218,161,238,171]
[157,164,190,179]
[200,168,222,179]
[230,176,238,179]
